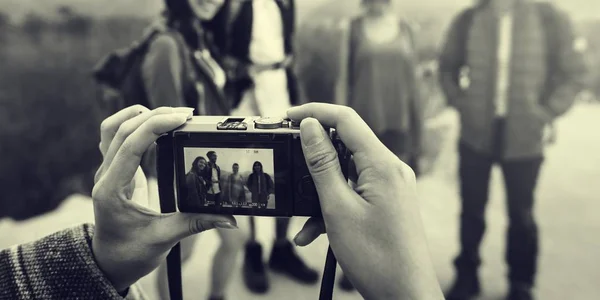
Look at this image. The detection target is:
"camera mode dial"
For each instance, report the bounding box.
[255,117,284,129]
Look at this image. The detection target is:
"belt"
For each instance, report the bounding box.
[225,55,294,79]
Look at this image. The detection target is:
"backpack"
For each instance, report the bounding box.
[92,26,186,114]
[454,2,561,81]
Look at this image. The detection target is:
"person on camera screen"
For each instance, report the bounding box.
[227,163,247,206]
[186,156,210,205]
[246,161,274,209]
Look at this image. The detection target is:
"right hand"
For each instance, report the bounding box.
[287,103,443,300]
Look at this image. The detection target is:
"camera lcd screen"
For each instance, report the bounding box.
[181,147,277,210]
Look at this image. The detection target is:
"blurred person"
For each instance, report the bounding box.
[186,156,210,205]
[0,103,445,300]
[334,0,424,290]
[227,163,247,206]
[134,1,245,299]
[210,0,319,293]
[438,0,587,299]
[246,161,274,209]
[204,151,223,207]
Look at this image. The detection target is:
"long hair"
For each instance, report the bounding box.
[162,0,229,52]
[190,156,207,174]
[252,161,263,174]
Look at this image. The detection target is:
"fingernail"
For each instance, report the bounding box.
[292,233,302,246]
[175,113,190,122]
[286,106,299,116]
[174,107,194,119]
[174,107,195,113]
[214,222,238,230]
[300,118,325,147]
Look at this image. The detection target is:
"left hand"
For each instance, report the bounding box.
[91,105,238,293]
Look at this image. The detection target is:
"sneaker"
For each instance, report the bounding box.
[268,240,319,284]
[508,283,533,300]
[339,274,355,291]
[445,272,481,300]
[242,241,269,294]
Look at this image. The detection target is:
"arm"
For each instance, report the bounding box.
[539,10,588,122]
[0,225,146,300]
[186,173,200,201]
[438,13,467,109]
[228,174,235,198]
[141,35,186,108]
[266,174,275,195]
[335,19,351,106]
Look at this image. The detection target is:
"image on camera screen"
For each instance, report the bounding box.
[182,147,276,209]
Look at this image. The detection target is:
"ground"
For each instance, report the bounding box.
[1,103,599,300]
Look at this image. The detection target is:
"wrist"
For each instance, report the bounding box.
[91,235,131,293]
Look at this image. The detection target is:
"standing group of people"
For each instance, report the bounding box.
[185,156,275,209]
[93,0,586,299]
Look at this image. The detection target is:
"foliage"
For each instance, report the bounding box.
[0,10,150,220]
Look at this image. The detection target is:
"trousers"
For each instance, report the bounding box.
[455,119,543,286]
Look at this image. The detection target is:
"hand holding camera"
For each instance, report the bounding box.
[91,105,238,293]
[286,103,443,300]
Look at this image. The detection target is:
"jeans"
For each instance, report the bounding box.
[455,119,543,287]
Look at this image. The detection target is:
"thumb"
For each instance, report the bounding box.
[300,118,354,210]
[158,213,238,244]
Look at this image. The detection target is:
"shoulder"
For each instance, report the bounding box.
[147,33,181,57]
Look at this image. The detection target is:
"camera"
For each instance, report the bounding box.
[156,116,350,217]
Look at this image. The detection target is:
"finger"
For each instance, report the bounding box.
[102,113,190,191]
[103,107,194,169]
[158,213,238,244]
[100,105,149,156]
[299,118,356,211]
[287,103,384,156]
[293,217,326,247]
[348,157,358,183]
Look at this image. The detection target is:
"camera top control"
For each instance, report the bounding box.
[216,118,248,130]
[254,117,284,129]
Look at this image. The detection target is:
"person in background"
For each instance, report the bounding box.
[204,151,223,207]
[143,1,245,299]
[334,0,424,291]
[210,0,319,293]
[228,163,247,206]
[186,156,210,205]
[438,0,587,299]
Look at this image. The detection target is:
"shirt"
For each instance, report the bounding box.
[234,0,291,117]
[495,12,514,117]
[208,166,220,194]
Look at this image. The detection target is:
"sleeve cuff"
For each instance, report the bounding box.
[15,224,147,299]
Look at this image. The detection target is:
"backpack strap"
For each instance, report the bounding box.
[225,0,245,54]
[455,7,477,71]
[535,2,560,76]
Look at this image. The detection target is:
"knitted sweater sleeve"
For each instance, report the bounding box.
[0,224,147,300]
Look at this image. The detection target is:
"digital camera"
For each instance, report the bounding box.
[156,116,351,217]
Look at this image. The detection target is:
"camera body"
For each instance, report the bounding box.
[156,116,350,217]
